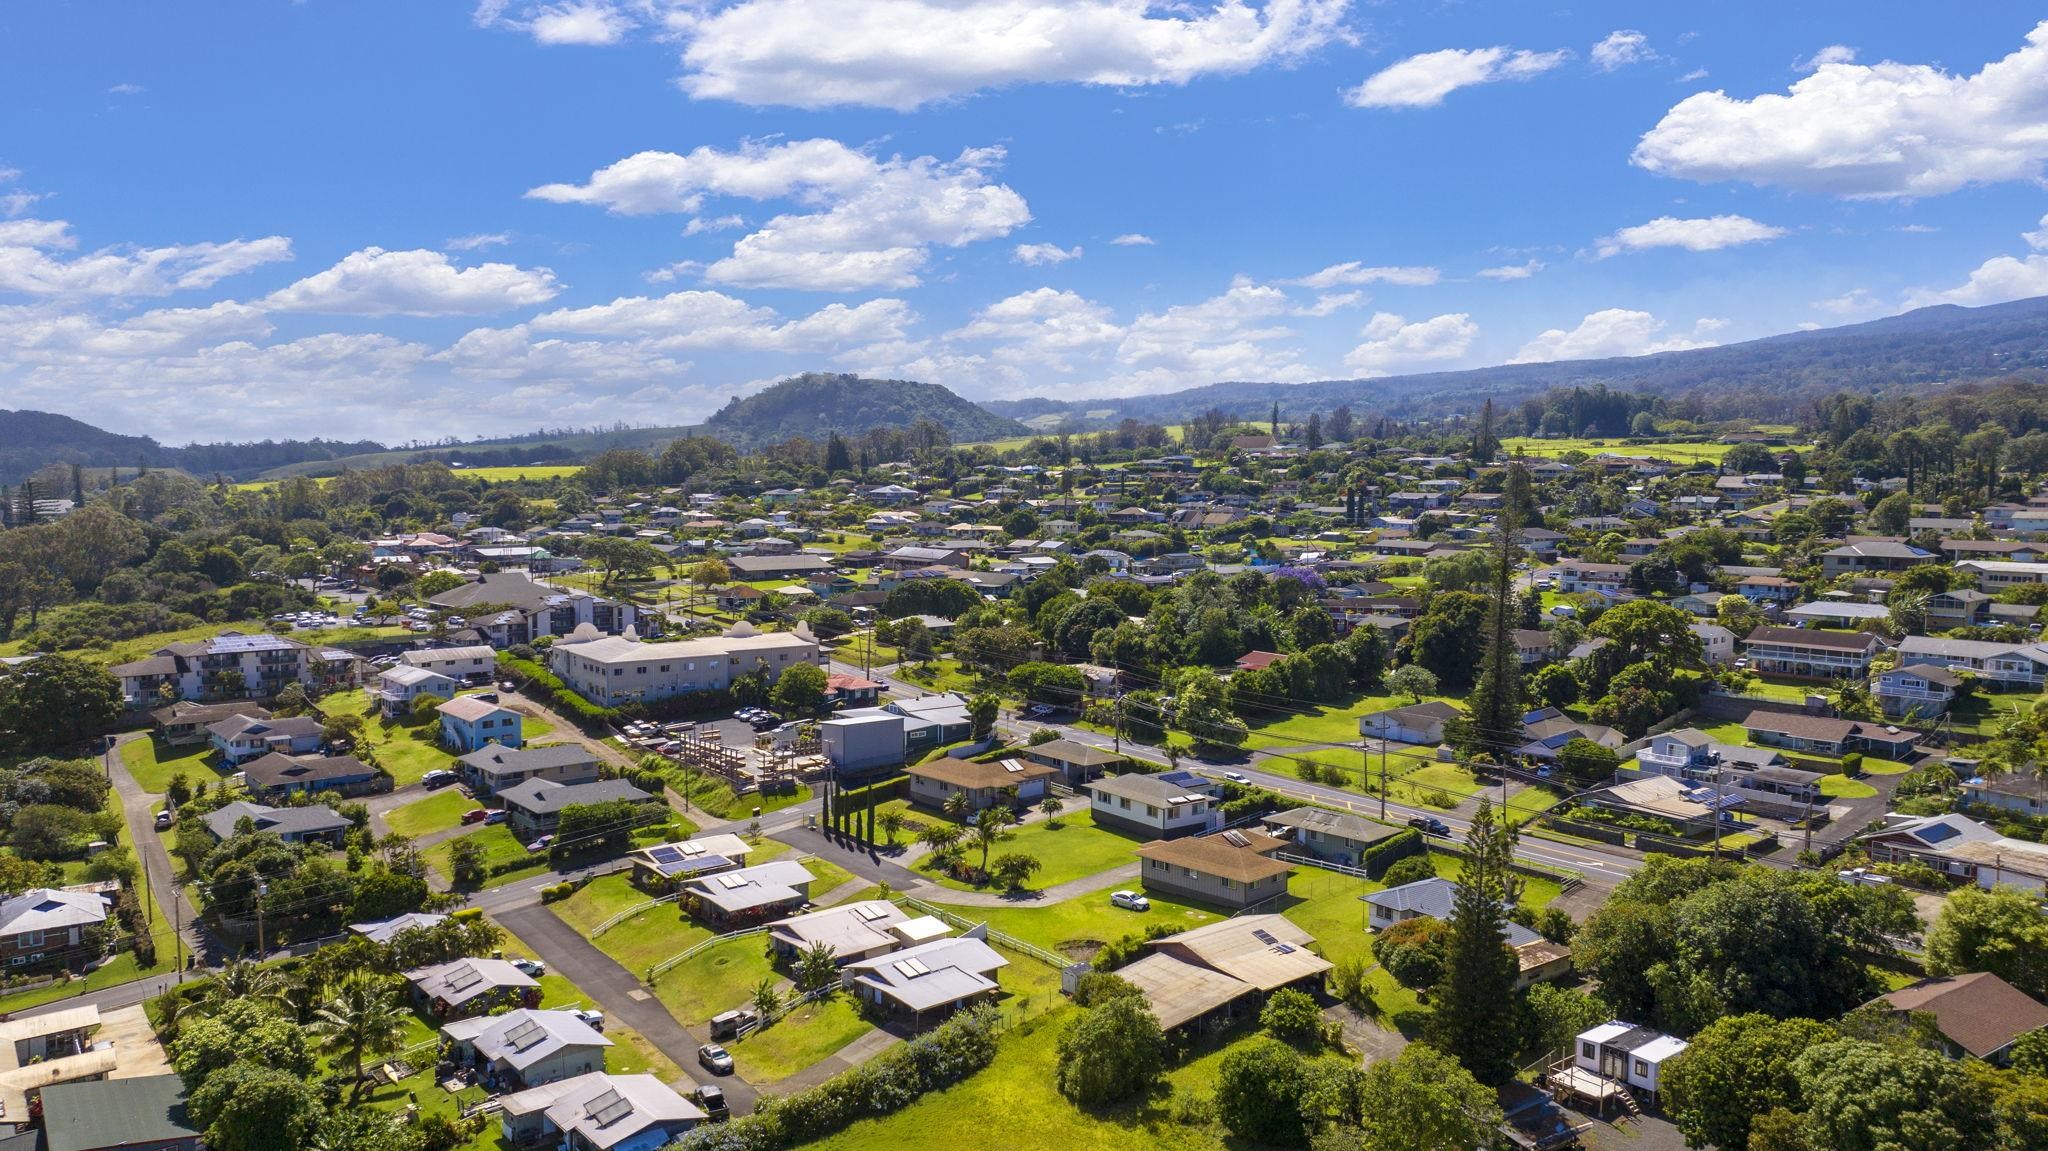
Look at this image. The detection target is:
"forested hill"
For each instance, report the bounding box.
[986,296,2048,429]
[0,409,173,484]
[704,372,1029,448]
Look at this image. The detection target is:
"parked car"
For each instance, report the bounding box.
[1222,771,1250,785]
[153,810,173,831]
[1109,890,1150,911]
[484,810,508,825]
[511,958,545,978]
[693,1084,728,1121]
[709,1008,757,1041]
[1407,816,1451,837]
[422,770,458,789]
[526,835,554,853]
[569,1007,605,1031]
[697,1044,734,1075]
[461,808,489,825]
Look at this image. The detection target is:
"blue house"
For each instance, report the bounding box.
[436,696,524,753]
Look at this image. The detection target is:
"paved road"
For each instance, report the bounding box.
[103,733,218,967]
[494,905,749,1111]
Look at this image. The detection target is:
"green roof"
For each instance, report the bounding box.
[40,1075,199,1151]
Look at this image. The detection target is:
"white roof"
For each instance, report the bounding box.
[845,935,1007,1013]
[0,889,108,936]
[683,859,815,913]
[1635,1035,1690,1063]
[444,1008,611,1071]
[405,957,538,1006]
[349,912,448,944]
[401,645,494,666]
[552,631,815,666]
[769,900,908,958]
[528,1073,705,1150]
[380,665,449,687]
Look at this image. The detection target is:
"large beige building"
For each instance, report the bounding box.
[546,622,822,706]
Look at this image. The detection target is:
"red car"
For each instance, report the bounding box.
[461,808,490,825]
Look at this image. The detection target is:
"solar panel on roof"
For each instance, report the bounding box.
[504,1019,546,1050]
[856,904,889,921]
[586,1088,634,1127]
[445,962,482,992]
[1251,928,1278,946]
[719,873,748,889]
[680,841,706,856]
[648,845,684,864]
[892,957,931,978]
[1222,830,1249,847]
[1273,943,1296,954]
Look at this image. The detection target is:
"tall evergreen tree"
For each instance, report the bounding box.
[1472,398,1500,462]
[15,479,37,524]
[1429,798,1523,1083]
[824,431,853,474]
[70,463,84,506]
[1269,401,1280,438]
[1503,461,1539,526]
[1305,411,1323,450]
[1329,404,1354,443]
[1464,513,1524,760]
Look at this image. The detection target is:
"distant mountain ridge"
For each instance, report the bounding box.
[704,372,1029,448]
[984,296,2048,428]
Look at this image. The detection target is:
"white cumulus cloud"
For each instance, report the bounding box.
[1511,309,1722,363]
[1346,46,1569,109]
[530,140,1029,291]
[262,248,560,315]
[1110,233,1156,246]
[1594,214,1787,257]
[1908,213,2048,307]
[528,2,631,44]
[1477,259,1543,280]
[0,219,292,297]
[1635,21,2048,198]
[1343,311,1477,374]
[1591,30,1653,72]
[1290,261,1439,289]
[1013,243,1082,266]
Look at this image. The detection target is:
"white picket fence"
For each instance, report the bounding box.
[646,925,768,982]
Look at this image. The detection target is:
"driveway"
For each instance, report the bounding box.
[103,733,219,967]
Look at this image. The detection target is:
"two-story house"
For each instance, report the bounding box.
[1741,625,1882,679]
[436,696,524,753]
[1556,561,1630,597]
[1895,635,2048,688]
[400,645,496,683]
[1874,663,1964,718]
[1821,540,1934,577]
[207,714,323,765]
[427,573,638,648]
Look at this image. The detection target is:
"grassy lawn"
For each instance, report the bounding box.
[922,808,1145,893]
[0,621,412,662]
[652,933,780,1025]
[931,887,1230,958]
[804,1007,1265,1151]
[425,824,548,886]
[1242,690,1455,749]
[897,659,985,696]
[385,788,480,838]
[730,993,874,1082]
[1501,435,1810,463]
[319,690,461,786]
[1819,775,1879,799]
[120,737,221,796]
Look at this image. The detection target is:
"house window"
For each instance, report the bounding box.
[16,931,42,948]
[1581,1042,1595,1059]
[1635,1059,1649,1077]
[1149,859,1166,871]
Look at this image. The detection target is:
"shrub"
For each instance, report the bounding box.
[1056,997,1167,1105]
[1026,728,1062,747]
[1259,988,1323,1046]
[1379,854,1437,888]
[1092,923,1178,971]
[539,883,574,903]
[1357,828,1427,879]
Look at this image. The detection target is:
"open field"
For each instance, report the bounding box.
[1501,435,1814,463]
[730,994,873,1081]
[922,807,1147,893]
[120,737,221,796]
[0,621,411,662]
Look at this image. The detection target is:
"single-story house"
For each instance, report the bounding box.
[443,1008,611,1091]
[1260,807,1402,867]
[348,912,448,945]
[682,859,816,928]
[240,751,379,800]
[825,672,882,707]
[1021,738,1124,786]
[1871,974,2048,1065]
[768,901,950,964]
[1087,770,1220,839]
[149,700,272,747]
[36,1074,203,1151]
[842,934,1008,1021]
[207,714,322,764]
[0,889,109,972]
[497,778,659,840]
[1572,1022,1687,1102]
[1115,915,1332,1032]
[1135,830,1293,908]
[905,756,1058,813]
[200,800,350,846]
[458,743,602,797]
[1363,876,1571,988]
[1739,711,1919,759]
[498,1071,704,1151]
[1359,700,1462,746]
[405,957,541,1019]
[436,696,524,753]
[627,834,753,893]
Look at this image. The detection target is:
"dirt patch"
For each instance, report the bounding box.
[1058,939,1105,962]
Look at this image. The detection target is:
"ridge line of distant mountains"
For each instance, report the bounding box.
[4,297,2045,485]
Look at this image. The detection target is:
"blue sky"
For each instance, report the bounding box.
[3,2,2048,442]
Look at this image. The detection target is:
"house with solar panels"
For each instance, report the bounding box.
[405,957,541,1020]
[626,835,752,894]
[680,859,816,928]
[841,933,1009,1023]
[1086,770,1221,839]
[497,1071,705,1151]
[110,631,315,709]
[443,1008,612,1092]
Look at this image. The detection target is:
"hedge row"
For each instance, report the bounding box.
[672,1005,1003,1151]
[1358,828,1426,880]
[496,654,624,726]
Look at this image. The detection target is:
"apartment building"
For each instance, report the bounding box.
[546,623,822,707]
[111,631,313,709]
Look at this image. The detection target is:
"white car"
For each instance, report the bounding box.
[1110,890,1151,911]
[1222,771,1250,785]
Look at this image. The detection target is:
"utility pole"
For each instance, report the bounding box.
[1112,691,1124,758]
[1378,740,1388,820]
[255,880,269,959]
[173,894,183,982]
[1712,769,1725,859]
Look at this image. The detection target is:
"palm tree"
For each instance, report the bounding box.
[308,972,409,1100]
[942,791,971,822]
[971,807,1009,873]
[205,959,283,1012]
[1038,795,1064,827]
[876,810,907,847]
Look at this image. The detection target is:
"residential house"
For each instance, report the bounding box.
[1783,601,1891,629]
[1573,1022,1688,1101]
[1359,700,1461,745]
[1895,636,2048,688]
[36,1075,203,1151]
[682,859,815,928]
[1691,622,1737,665]
[207,714,323,765]
[406,957,541,1020]
[497,1071,705,1151]
[767,901,948,964]
[1364,877,1571,988]
[1021,738,1123,786]
[1870,974,2048,1065]
[1740,710,1918,759]
[1512,629,1555,665]
[370,665,460,718]
[1631,729,1825,818]
[240,752,380,800]
[547,625,822,707]
[1735,574,1801,603]
[1135,830,1293,908]
[1874,664,1963,718]
[458,743,602,798]
[349,912,448,944]
[1517,708,1624,761]
[0,889,108,972]
[436,695,524,753]
[110,631,314,709]
[1961,773,2048,817]
[200,800,350,846]
[825,673,881,707]
[1086,771,1220,839]
[1939,539,2042,565]
[726,554,836,580]
[427,573,638,648]
[1115,915,1332,1032]
[1858,813,2006,880]
[1260,807,1402,868]
[148,700,269,747]
[626,834,752,894]
[400,645,496,681]
[906,757,1058,813]
[498,778,659,841]
[1557,562,1630,596]
[443,1009,611,1091]
[1956,560,2048,592]
[1741,625,1882,678]
[842,934,1009,1022]
[1821,540,1934,576]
